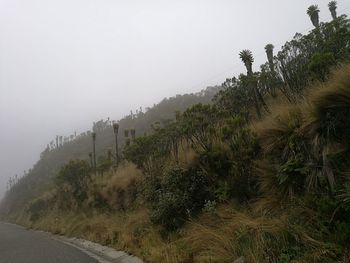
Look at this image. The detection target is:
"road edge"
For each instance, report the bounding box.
[1,222,144,263]
[52,235,144,263]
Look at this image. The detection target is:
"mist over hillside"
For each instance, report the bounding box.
[0,86,220,214]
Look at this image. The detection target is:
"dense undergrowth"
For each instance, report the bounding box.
[1,3,350,263]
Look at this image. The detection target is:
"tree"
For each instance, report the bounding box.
[307,5,320,28]
[92,132,97,176]
[213,77,251,121]
[274,14,350,100]
[264,44,275,72]
[328,1,337,20]
[239,49,254,75]
[239,50,269,118]
[263,44,280,97]
[88,152,93,168]
[124,129,129,138]
[112,122,119,166]
[130,129,136,141]
[107,149,112,162]
[97,154,112,176]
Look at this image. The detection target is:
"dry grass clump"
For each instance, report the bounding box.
[254,104,309,156]
[184,206,291,263]
[107,162,143,188]
[310,64,350,144]
[253,105,312,200]
[183,204,346,263]
[175,142,198,168]
[87,162,143,210]
[252,65,350,202]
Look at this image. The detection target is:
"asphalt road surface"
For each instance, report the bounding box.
[0,222,98,263]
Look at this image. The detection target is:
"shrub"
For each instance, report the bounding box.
[332,221,350,246]
[198,146,232,180]
[55,159,91,204]
[202,200,217,214]
[223,117,259,200]
[96,155,112,175]
[87,183,110,210]
[27,193,55,222]
[150,192,188,231]
[308,52,335,82]
[339,183,350,211]
[123,132,170,174]
[150,167,210,231]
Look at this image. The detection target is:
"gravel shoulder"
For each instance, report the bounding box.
[53,235,144,263]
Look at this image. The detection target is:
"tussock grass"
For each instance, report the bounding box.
[175,142,198,168]
[183,204,346,263]
[255,105,309,156]
[86,162,142,210]
[253,65,350,200]
[310,64,350,143]
[185,206,291,263]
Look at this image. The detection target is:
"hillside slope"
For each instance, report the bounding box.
[6,64,350,263]
[0,86,220,216]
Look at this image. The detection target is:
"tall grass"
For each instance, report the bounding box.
[253,65,350,201]
[86,162,142,210]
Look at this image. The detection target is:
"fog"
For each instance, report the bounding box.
[0,0,349,197]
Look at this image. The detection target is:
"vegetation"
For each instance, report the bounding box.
[0,86,219,216]
[329,1,338,20]
[1,2,350,262]
[307,5,320,28]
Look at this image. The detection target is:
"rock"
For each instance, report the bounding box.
[233,256,246,263]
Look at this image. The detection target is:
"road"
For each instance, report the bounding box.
[0,222,98,263]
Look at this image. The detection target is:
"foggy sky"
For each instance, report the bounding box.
[0,0,349,197]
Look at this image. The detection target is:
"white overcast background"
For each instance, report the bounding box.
[0,0,349,197]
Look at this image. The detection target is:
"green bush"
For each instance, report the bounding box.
[150,167,210,231]
[150,192,188,231]
[277,246,302,263]
[88,184,110,210]
[308,52,335,81]
[198,147,232,180]
[27,195,54,222]
[96,156,112,175]
[315,195,339,217]
[332,221,350,246]
[55,159,91,204]
[123,131,171,174]
[339,183,350,211]
[223,119,259,200]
